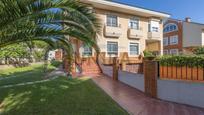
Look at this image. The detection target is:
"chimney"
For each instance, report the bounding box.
[185,17,191,22]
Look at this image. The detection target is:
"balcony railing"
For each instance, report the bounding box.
[148,32,161,40]
[104,24,122,37]
[128,27,143,39]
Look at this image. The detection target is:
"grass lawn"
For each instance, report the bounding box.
[0,65,128,115]
[0,64,55,86]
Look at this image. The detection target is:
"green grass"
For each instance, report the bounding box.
[0,64,55,86]
[0,65,128,115]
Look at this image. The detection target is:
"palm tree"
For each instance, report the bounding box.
[0,0,101,72]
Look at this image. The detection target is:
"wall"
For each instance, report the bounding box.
[158,79,204,108]
[118,71,144,92]
[183,22,204,47]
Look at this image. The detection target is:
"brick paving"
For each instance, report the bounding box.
[92,75,204,115]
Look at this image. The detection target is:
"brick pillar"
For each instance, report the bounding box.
[121,60,127,71]
[144,60,158,98]
[113,57,119,81]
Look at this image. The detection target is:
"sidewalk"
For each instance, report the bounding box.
[92,75,204,115]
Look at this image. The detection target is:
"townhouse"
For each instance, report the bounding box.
[66,0,170,74]
[163,18,204,55]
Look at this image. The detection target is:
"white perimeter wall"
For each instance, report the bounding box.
[158,79,204,108]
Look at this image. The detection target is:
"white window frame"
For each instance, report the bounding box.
[106,41,119,57]
[163,37,169,46]
[128,42,140,57]
[148,20,160,32]
[129,17,139,30]
[170,35,178,45]
[170,49,179,55]
[164,23,178,33]
[106,14,118,27]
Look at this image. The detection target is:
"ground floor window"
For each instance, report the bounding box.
[163,50,168,55]
[107,41,118,56]
[170,49,178,55]
[129,43,139,56]
[83,45,92,56]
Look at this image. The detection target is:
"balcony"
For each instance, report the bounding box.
[104,25,122,38]
[128,28,143,39]
[148,32,161,40]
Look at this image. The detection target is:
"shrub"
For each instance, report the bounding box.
[50,60,62,67]
[194,47,204,55]
[143,50,155,57]
[157,55,204,67]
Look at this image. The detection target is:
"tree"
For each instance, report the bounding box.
[0,43,30,65]
[0,0,101,68]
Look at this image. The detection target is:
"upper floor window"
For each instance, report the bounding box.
[170,35,178,45]
[129,18,139,30]
[129,43,139,56]
[163,37,168,46]
[107,41,118,55]
[148,20,160,32]
[164,23,178,33]
[107,14,118,27]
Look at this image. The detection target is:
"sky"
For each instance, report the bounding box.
[113,0,204,24]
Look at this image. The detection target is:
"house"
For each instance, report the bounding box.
[48,49,63,61]
[163,18,204,55]
[65,0,170,75]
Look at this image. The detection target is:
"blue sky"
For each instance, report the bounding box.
[113,0,204,23]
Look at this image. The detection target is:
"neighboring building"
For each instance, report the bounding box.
[65,0,170,74]
[48,49,63,61]
[163,18,204,55]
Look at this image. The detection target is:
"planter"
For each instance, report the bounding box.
[187,67,192,80]
[163,66,168,78]
[160,66,163,78]
[192,67,198,80]
[198,68,204,81]
[167,66,172,78]
[172,66,177,79]
[181,66,187,80]
[177,67,182,79]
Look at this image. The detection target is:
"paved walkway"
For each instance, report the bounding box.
[92,75,204,115]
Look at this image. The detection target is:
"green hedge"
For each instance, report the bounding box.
[157,55,204,67]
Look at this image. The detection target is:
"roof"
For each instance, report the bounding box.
[80,0,170,19]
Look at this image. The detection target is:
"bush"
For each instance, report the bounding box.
[50,60,62,67]
[143,50,155,58]
[157,55,204,67]
[194,47,204,55]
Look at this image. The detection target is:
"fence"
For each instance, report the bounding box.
[159,65,204,82]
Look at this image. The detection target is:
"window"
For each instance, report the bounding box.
[152,27,159,32]
[107,42,118,55]
[129,43,139,56]
[170,49,178,55]
[170,35,178,45]
[163,37,168,46]
[163,50,168,55]
[148,20,160,32]
[107,14,118,27]
[164,23,178,33]
[83,45,92,56]
[129,18,139,30]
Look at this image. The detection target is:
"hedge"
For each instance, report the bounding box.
[157,55,204,67]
